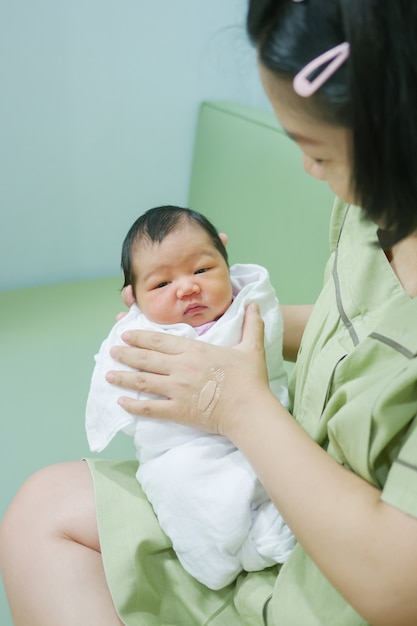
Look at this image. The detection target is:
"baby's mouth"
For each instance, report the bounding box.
[184,304,207,315]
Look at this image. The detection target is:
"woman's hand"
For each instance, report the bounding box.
[106,303,271,437]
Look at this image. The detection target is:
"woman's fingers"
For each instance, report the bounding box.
[109,329,199,375]
[105,370,168,396]
[237,304,269,380]
[117,395,176,420]
[109,343,173,375]
[115,304,264,366]
[239,303,265,353]
[120,329,194,356]
[105,304,271,434]
[106,355,224,431]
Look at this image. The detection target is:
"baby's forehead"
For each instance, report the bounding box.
[133,223,220,269]
[135,221,214,250]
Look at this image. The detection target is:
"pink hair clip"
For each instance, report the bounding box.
[293,42,350,97]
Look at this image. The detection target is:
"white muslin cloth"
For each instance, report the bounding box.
[86,263,295,589]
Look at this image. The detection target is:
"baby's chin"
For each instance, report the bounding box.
[185,306,230,328]
[148,313,214,327]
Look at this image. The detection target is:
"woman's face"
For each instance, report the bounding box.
[260,66,356,205]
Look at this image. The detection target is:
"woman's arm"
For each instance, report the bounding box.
[281,304,313,361]
[231,389,417,626]
[107,305,417,626]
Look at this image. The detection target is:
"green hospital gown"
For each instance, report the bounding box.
[87,200,417,626]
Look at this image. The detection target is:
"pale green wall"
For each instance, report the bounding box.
[0,0,269,291]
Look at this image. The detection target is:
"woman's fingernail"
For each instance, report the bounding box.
[106,372,115,383]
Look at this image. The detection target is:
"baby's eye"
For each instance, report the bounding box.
[154,281,170,289]
[195,267,209,275]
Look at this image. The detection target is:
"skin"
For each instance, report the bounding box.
[0,462,123,626]
[2,70,417,626]
[259,68,355,204]
[131,222,232,327]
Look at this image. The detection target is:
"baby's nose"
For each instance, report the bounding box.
[176,279,200,298]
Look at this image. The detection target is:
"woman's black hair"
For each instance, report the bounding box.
[247,0,417,244]
[121,205,228,293]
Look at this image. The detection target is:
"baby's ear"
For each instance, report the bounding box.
[219,232,228,247]
[116,285,135,321]
[121,284,135,307]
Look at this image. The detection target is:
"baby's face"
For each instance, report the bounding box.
[132,222,233,327]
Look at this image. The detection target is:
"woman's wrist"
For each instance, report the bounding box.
[221,385,286,448]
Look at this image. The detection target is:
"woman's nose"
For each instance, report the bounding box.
[176,279,200,299]
[302,154,326,180]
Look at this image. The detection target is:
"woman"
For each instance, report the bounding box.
[2,1,417,624]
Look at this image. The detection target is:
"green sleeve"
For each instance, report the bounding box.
[382,417,417,517]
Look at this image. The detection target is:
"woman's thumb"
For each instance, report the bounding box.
[241,303,265,351]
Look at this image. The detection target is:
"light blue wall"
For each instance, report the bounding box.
[0,0,269,291]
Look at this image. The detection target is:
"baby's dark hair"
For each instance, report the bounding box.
[247,0,417,244]
[121,205,228,293]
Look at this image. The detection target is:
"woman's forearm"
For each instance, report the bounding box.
[228,395,417,626]
[281,304,313,361]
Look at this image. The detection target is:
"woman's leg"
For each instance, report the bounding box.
[0,461,123,626]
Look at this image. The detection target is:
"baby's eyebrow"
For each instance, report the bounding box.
[140,265,170,283]
[140,249,218,283]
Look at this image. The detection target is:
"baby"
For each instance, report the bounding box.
[86,205,295,589]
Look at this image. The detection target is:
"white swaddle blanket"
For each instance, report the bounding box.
[86,263,295,589]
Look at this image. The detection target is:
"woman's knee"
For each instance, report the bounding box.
[0,461,99,557]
